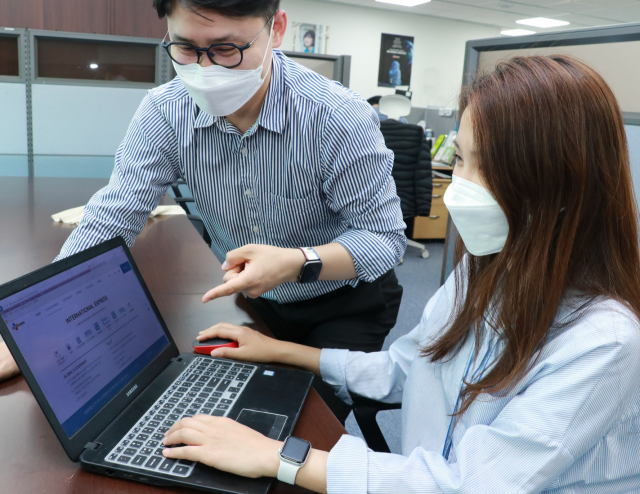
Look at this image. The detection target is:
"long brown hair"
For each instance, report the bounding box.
[423,55,640,416]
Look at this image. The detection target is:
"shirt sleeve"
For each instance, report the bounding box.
[55,93,180,261]
[320,97,407,282]
[325,309,640,494]
[320,282,446,405]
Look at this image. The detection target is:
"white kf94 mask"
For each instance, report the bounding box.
[172,22,273,117]
[443,175,509,256]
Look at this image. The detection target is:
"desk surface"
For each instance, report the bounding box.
[0,177,346,494]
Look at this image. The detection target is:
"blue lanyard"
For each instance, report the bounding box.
[442,327,497,460]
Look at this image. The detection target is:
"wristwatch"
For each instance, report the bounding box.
[298,247,322,284]
[277,436,312,485]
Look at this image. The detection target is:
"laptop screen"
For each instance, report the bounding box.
[0,246,170,437]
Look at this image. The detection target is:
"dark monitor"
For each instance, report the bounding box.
[281,51,351,87]
[395,88,412,99]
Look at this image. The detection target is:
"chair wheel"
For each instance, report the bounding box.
[421,250,430,259]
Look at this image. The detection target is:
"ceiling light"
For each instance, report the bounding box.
[516,17,569,28]
[375,0,431,7]
[89,63,99,69]
[501,29,536,36]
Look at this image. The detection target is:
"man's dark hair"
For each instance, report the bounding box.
[367,95,382,106]
[153,0,280,21]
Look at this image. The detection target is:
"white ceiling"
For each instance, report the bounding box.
[315,0,640,32]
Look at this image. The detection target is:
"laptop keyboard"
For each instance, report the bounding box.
[105,357,256,477]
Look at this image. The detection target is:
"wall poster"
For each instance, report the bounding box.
[378,33,414,88]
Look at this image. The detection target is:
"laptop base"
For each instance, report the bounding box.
[80,352,313,494]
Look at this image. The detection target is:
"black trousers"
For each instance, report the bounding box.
[246,270,403,424]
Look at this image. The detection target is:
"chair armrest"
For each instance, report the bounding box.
[185,214,212,247]
[351,394,401,453]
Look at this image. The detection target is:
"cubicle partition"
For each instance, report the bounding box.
[0,28,28,176]
[441,22,640,283]
[625,118,640,206]
[283,51,351,88]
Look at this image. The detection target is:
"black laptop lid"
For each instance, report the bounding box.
[0,237,179,461]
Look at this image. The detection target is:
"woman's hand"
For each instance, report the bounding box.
[162,415,281,478]
[197,323,283,363]
[0,343,20,382]
[198,323,322,376]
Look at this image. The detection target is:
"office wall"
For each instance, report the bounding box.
[280,0,501,108]
[1,0,501,178]
[1,0,501,108]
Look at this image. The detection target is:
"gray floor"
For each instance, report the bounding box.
[344,241,445,454]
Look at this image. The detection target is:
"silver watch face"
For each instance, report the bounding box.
[280,436,311,464]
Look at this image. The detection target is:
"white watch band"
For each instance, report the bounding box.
[299,246,320,261]
[277,457,302,485]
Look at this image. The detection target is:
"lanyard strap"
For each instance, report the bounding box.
[442,327,497,460]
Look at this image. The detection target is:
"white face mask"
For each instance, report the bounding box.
[443,175,509,256]
[172,21,273,117]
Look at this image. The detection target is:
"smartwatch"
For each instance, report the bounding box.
[277,436,312,485]
[298,247,322,284]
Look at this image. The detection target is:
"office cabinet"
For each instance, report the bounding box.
[412,177,451,239]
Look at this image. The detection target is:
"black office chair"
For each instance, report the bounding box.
[169,179,212,247]
[352,394,401,453]
[379,119,433,261]
[350,121,431,452]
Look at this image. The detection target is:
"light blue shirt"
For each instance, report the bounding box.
[320,267,640,493]
[56,50,406,303]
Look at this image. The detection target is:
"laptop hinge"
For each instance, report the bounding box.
[84,441,102,451]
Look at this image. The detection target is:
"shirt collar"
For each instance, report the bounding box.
[191,50,286,134]
[194,106,214,129]
[257,50,286,134]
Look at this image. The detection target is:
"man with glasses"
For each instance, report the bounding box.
[0,0,406,423]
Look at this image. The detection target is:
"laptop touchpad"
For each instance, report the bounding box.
[235,409,287,440]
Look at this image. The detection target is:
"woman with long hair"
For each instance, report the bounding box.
[158,55,640,493]
[303,29,315,53]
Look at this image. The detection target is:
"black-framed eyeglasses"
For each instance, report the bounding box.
[162,14,274,69]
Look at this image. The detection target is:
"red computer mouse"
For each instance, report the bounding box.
[192,337,239,355]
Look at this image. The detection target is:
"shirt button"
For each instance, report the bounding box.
[241,148,248,157]
[244,190,252,197]
[253,226,259,233]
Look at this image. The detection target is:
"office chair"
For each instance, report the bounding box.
[169,179,212,247]
[352,394,401,453]
[351,122,432,451]
[379,119,433,261]
[379,94,412,121]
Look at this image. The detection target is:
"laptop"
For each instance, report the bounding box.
[0,237,313,494]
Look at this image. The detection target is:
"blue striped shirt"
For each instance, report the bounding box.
[320,266,640,493]
[56,50,406,303]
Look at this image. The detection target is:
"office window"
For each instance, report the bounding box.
[36,37,156,83]
[0,36,20,76]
